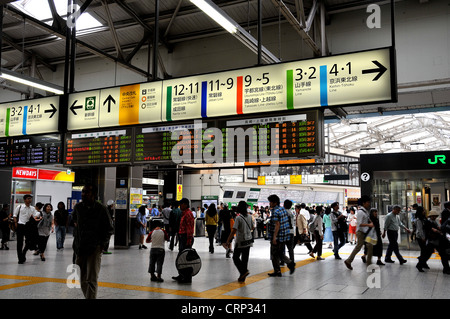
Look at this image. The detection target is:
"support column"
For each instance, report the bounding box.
[113,166,143,248]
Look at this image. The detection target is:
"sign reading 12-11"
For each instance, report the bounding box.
[0,96,59,137]
[163,47,395,121]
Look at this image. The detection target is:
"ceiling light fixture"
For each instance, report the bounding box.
[190,0,280,64]
[0,68,64,95]
[190,0,237,34]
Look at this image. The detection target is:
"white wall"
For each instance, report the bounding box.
[35,180,72,212]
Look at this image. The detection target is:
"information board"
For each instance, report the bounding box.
[8,134,61,166]
[65,129,132,166]
[162,47,394,121]
[134,122,209,163]
[0,96,60,137]
[68,83,162,131]
[67,47,395,131]
[222,110,324,163]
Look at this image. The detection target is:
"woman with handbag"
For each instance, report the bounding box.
[37,203,54,261]
[309,206,324,260]
[295,204,314,255]
[226,201,254,283]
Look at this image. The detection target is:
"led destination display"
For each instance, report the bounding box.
[65,129,132,166]
[6,134,61,166]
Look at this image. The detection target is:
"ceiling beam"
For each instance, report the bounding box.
[270,0,321,56]
[4,4,150,78]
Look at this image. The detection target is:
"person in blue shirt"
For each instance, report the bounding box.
[267,194,296,277]
[151,204,160,217]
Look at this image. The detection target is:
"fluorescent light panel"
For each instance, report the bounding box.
[0,68,64,95]
[190,0,237,34]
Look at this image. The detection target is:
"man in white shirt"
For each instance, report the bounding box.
[13,194,39,264]
[300,203,310,222]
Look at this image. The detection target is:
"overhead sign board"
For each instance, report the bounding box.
[162,47,395,121]
[67,47,395,131]
[68,83,162,130]
[0,96,60,137]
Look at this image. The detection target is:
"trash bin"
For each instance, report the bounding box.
[195,218,205,237]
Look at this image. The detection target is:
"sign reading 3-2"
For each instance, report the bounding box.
[0,96,59,137]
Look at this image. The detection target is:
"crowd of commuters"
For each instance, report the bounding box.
[1,188,450,299]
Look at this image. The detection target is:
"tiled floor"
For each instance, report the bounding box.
[1,232,449,300]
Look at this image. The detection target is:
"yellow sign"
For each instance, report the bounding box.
[176,184,183,201]
[257,176,266,185]
[290,175,302,184]
[119,84,140,126]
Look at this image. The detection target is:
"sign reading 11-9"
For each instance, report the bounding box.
[162,47,395,121]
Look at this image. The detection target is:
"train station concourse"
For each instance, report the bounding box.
[0,0,450,308]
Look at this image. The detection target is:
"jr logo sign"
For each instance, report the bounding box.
[428,155,446,165]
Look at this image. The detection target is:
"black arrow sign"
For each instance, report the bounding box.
[70,100,83,115]
[362,60,387,81]
[103,95,116,113]
[44,103,57,118]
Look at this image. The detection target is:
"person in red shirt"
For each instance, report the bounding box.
[173,198,195,283]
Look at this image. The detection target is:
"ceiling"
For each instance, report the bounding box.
[1,0,449,155]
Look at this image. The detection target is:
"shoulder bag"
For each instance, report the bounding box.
[238,215,254,247]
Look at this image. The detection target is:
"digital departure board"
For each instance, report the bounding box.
[134,123,209,163]
[65,129,132,166]
[0,139,8,166]
[8,134,62,166]
[222,110,324,164]
[133,110,323,165]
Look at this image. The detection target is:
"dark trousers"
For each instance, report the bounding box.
[206,225,217,252]
[16,224,26,262]
[1,225,10,244]
[420,241,450,271]
[333,230,346,256]
[149,248,165,275]
[385,229,404,261]
[38,235,50,253]
[312,230,322,256]
[169,229,178,251]
[270,241,292,273]
[233,246,250,276]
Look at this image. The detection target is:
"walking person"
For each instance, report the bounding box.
[365,208,384,266]
[28,202,43,256]
[0,203,11,250]
[267,195,296,277]
[331,202,346,259]
[72,183,114,299]
[172,198,195,284]
[284,200,296,263]
[54,201,69,251]
[168,201,181,251]
[416,210,450,274]
[37,203,54,261]
[226,201,254,283]
[323,207,333,249]
[205,203,218,254]
[295,204,314,254]
[136,206,148,250]
[103,200,115,254]
[219,204,233,258]
[382,205,411,264]
[13,195,41,264]
[309,206,324,260]
[146,219,169,282]
[347,207,357,244]
[344,195,373,270]
[414,206,429,271]
[161,204,172,233]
